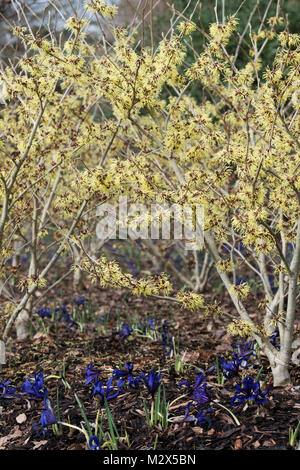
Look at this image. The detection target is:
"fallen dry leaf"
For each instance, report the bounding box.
[0,426,22,449]
[234,438,243,450]
[192,427,203,435]
[263,439,276,447]
[32,440,48,450]
[181,351,200,362]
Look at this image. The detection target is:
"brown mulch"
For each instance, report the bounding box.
[0,285,300,451]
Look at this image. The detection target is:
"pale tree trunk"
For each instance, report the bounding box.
[266,217,300,386]
[204,230,299,387]
[2,200,88,351]
[15,303,31,342]
[73,244,82,289]
[12,239,23,267]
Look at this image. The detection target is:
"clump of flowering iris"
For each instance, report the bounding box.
[31,397,57,437]
[22,372,48,399]
[35,307,51,319]
[92,377,122,405]
[112,362,141,390]
[231,376,269,407]
[180,402,215,427]
[140,370,162,399]
[55,305,78,329]
[148,318,157,331]
[0,379,17,398]
[219,355,241,379]
[160,320,174,357]
[178,373,210,406]
[118,323,133,340]
[73,296,85,306]
[232,340,257,366]
[84,362,102,385]
[89,435,101,450]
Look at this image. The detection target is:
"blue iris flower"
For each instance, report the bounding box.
[92,377,121,404]
[31,397,57,437]
[178,375,208,405]
[140,370,162,399]
[231,376,269,407]
[148,319,157,331]
[84,362,101,385]
[232,340,257,366]
[161,331,173,355]
[221,341,256,379]
[160,320,174,356]
[112,362,141,389]
[55,306,78,329]
[178,373,210,406]
[74,297,85,306]
[220,354,241,379]
[235,277,248,286]
[89,435,101,450]
[118,323,133,340]
[181,402,215,426]
[35,307,51,319]
[22,372,48,399]
[0,379,17,398]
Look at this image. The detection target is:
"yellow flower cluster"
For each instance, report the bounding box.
[175,291,205,311]
[1,10,299,328]
[79,257,172,297]
[230,282,250,299]
[86,0,118,18]
[177,21,196,36]
[227,319,256,337]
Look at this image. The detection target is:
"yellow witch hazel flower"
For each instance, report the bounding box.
[230,281,250,299]
[175,291,205,311]
[65,17,89,33]
[227,320,256,337]
[216,258,234,272]
[86,0,118,18]
[177,21,196,36]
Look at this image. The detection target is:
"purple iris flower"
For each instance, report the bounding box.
[235,277,248,286]
[140,370,162,399]
[160,321,174,356]
[84,362,101,385]
[74,297,85,306]
[220,354,241,379]
[89,435,101,450]
[148,319,157,331]
[22,372,48,399]
[178,373,210,406]
[232,340,257,366]
[31,397,57,437]
[181,402,215,426]
[118,323,133,340]
[55,306,78,329]
[113,362,141,390]
[92,377,121,404]
[35,307,51,319]
[231,376,269,406]
[0,379,17,398]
